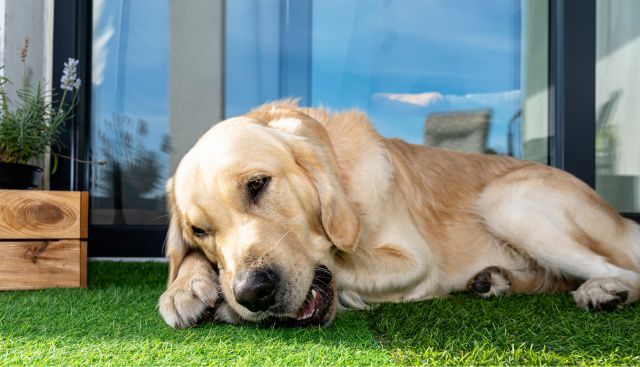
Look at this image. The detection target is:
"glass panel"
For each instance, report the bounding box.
[91,0,224,225]
[91,0,170,225]
[596,0,640,213]
[91,0,550,226]
[226,0,549,162]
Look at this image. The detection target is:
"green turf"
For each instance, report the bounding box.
[366,295,640,365]
[1,262,639,366]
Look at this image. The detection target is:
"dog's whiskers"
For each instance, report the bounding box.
[266,229,292,255]
[312,287,332,309]
[311,284,331,300]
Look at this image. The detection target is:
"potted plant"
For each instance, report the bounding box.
[0,37,81,189]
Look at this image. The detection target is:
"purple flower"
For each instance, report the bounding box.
[60,58,81,91]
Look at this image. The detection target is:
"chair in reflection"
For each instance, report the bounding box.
[423,109,492,154]
[595,90,637,212]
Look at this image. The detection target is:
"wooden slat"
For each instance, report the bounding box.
[80,240,87,288]
[0,240,82,290]
[80,192,89,239]
[0,190,84,240]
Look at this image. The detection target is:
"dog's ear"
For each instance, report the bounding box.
[270,115,361,252]
[312,159,361,252]
[165,177,189,285]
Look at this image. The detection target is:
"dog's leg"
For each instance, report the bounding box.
[159,251,239,328]
[477,165,640,311]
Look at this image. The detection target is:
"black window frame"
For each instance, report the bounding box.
[52,0,166,257]
[52,0,639,258]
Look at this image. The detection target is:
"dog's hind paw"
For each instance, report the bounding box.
[467,266,512,298]
[572,278,634,312]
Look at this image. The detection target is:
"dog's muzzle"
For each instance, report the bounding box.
[230,265,335,327]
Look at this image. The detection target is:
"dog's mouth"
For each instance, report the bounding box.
[269,265,335,327]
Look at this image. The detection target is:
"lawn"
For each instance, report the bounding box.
[1,262,639,366]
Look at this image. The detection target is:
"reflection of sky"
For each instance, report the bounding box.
[228,0,522,152]
[93,0,523,187]
[93,0,168,139]
[312,0,522,150]
[92,0,169,197]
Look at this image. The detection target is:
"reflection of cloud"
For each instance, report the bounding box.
[92,0,115,86]
[374,90,520,108]
[375,92,444,107]
[446,90,521,105]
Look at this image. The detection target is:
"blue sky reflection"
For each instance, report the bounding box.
[226,0,523,152]
[92,0,524,200]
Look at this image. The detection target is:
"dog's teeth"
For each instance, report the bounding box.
[297,308,314,320]
[296,291,318,321]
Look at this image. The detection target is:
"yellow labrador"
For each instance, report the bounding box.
[159,100,640,328]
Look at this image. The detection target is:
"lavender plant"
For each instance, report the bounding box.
[0,37,81,166]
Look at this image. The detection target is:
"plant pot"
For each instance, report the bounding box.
[0,162,42,189]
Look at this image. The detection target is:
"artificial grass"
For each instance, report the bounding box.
[0,262,390,366]
[367,295,640,365]
[1,262,639,366]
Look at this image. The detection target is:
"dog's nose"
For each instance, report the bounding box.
[233,267,279,312]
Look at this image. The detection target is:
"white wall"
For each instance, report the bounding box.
[0,0,53,98]
[0,0,54,187]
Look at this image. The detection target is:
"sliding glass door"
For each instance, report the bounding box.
[52,0,637,257]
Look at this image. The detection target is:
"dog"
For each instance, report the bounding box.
[159,100,640,328]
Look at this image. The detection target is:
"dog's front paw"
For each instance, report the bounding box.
[159,271,221,328]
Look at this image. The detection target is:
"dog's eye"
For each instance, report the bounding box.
[191,226,207,238]
[247,176,270,200]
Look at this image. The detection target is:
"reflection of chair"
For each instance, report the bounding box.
[424,109,491,153]
[595,90,635,211]
[596,90,622,175]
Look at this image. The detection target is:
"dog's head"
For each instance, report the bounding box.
[165,104,360,326]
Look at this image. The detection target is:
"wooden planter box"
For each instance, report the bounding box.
[0,190,88,290]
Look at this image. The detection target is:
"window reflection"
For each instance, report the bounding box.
[90,0,552,225]
[596,0,640,212]
[227,0,549,160]
[91,0,170,225]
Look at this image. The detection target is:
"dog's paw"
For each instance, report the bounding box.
[159,271,221,328]
[572,278,633,312]
[467,266,512,298]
